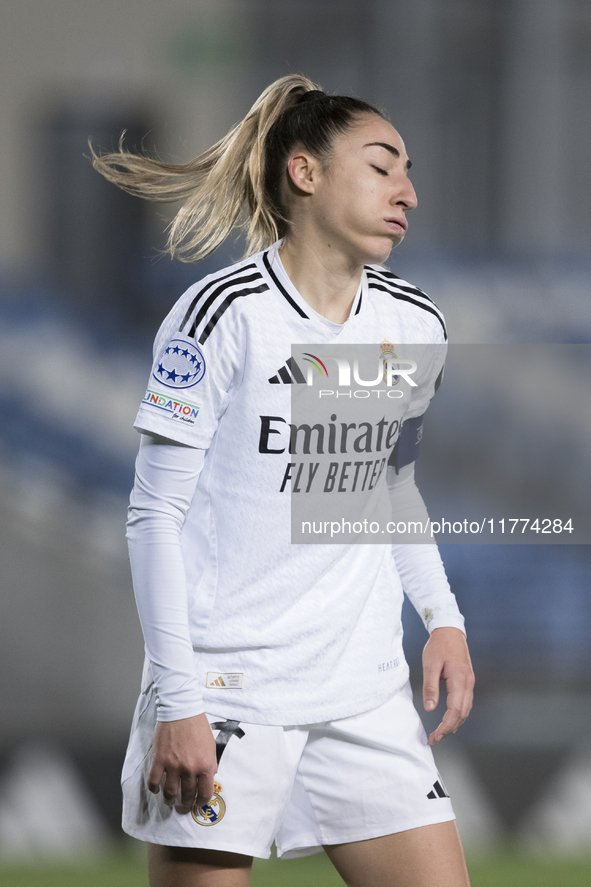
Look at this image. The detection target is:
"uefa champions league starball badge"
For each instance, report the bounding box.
[153,338,206,389]
[192,782,226,826]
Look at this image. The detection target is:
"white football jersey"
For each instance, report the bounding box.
[132,243,462,725]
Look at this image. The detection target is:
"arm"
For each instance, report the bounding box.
[126,433,217,807]
[388,463,475,745]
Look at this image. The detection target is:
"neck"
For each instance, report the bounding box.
[278,235,364,324]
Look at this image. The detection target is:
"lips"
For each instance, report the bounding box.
[385,217,407,231]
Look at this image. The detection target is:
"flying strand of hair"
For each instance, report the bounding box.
[89,74,321,262]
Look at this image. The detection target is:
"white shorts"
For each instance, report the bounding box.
[122,669,454,859]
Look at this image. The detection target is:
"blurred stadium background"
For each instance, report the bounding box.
[1,0,590,880]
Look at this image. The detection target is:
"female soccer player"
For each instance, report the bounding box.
[93,74,474,887]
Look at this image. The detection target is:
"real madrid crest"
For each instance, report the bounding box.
[379,338,399,384]
[192,781,226,826]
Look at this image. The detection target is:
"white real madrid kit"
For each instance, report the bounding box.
[122,243,463,854]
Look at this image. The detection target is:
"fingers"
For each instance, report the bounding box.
[428,704,465,745]
[146,714,218,808]
[148,759,164,795]
[195,771,215,809]
[427,666,475,746]
[422,664,440,713]
[180,772,200,808]
[422,627,475,744]
[422,645,444,713]
[149,763,216,808]
[163,770,183,806]
[154,758,217,808]
[422,630,446,713]
[177,770,215,811]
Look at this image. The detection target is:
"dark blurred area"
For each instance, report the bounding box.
[0,0,590,860]
[44,108,153,320]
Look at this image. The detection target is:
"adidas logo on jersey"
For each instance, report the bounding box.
[427,780,450,800]
[269,352,329,385]
[206,672,244,689]
[268,356,307,385]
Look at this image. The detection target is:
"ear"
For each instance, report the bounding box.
[286,151,319,195]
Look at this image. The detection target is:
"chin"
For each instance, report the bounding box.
[367,243,394,265]
[368,233,401,263]
[350,236,396,268]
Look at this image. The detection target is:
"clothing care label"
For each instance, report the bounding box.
[206,672,244,689]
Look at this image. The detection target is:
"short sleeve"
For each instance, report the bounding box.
[402,342,446,421]
[387,343,445,473]
[133,286,243,449]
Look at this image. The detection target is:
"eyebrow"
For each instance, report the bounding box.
[364,142,412,170]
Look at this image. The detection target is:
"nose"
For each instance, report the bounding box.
[394,176,418,211]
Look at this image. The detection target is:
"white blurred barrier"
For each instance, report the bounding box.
[432,746,503,853]
[519,751,591,855]
[0,743,110,859]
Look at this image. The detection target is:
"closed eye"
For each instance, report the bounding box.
[371,165,388,176]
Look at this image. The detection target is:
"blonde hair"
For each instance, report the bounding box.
[90,74,381,262]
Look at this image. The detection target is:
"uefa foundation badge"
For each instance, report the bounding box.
[192,782,226,826]
[153,338,206,389]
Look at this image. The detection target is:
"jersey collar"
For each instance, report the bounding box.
[260,243,366,332]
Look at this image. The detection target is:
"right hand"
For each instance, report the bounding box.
[148,713,217,810]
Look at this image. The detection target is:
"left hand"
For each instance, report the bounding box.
[422,627,474,745]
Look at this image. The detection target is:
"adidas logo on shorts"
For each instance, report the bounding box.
[427,780,450,800]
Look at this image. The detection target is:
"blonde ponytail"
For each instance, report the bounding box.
[90,74,320,262]
[90,74,381,262]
